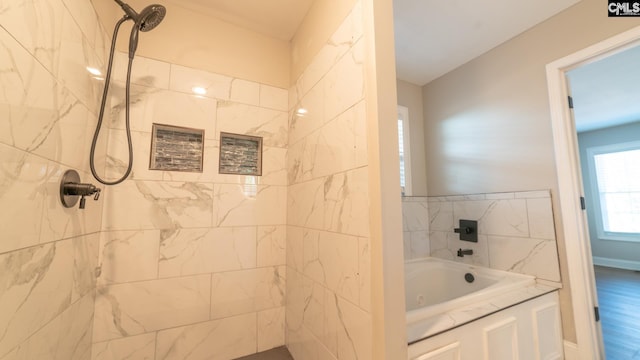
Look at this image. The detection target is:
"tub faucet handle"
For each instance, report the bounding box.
[457,248,473,257]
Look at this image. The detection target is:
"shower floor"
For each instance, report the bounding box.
[234,346,294,360]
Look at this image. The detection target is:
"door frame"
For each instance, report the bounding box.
[546,25,640,359]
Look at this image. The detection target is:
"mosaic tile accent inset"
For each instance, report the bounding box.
[219,132,263,176]
[150,124,204,172]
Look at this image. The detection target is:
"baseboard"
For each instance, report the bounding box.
[593,256,640,271]
[563,341,579,360]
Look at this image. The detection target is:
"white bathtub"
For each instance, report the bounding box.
[405,257,536,325]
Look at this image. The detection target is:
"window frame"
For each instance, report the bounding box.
[398,105,412,196]
[586,139,640,242]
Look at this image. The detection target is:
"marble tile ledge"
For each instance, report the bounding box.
[406,281,560,344]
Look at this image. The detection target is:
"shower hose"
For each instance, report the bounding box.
[90,16,135,185]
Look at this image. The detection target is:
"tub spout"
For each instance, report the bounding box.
[457,248,473,257]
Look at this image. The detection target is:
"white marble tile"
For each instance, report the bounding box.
[515,190,551,199]
[325,293,371,360]
[56,9,104,113]
[212,184,286,227]
[403,232,412,261]
[260,146,288,186]
[293,0,363,98]
[103,129,163,182]
[39,168,104,243]
[216,101,288,148]
[428,200,454,232]
[230,78,260,106]
[260,84,288,111]
[287,325,337,360]
[0,28,97,172]
[286,226,304,273]
[0,240,74,356]
[98,230,159,285]
[323,168,370,237]
[169,64,233,100]
[155,313,257,360]
[358,237,371,312]
[112,52,170,89]
[408,231,430,259]
[158,227,256,277]
[284,267,307,333]
[429,231,455,261]
[402,200,429,232]
[103,180,213,231]
[0,144,47,253]
[3,292,94,360]
[306,283,328,348]
[288,81,325,146]
[0,0,65,74]
[72,233,100,302]
[484,192,514,200]
[526,198,557,240]
[108,84,217,138]
[488,236,561,282]
[61,0,100,50]
[323,40,364,122]
[91,333,156,360]
[257,225,286,267]
[257,307,286,352]
[210,266,285,319]
[453,199,529,237]
[288,105,361,184]
[304,231,359,305]
[352,101,368,168]
[92,275,210,342]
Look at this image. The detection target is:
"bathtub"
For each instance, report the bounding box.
[405,257,536,326]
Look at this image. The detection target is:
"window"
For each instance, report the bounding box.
[587,140,640,241]
[398,106,412,196]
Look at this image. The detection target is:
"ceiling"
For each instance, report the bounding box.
[393,0,581,85]
[163,0,314,41]
[567,44,640,133]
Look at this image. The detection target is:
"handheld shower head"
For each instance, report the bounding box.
[138,5,166,32]
[113,0,166,58]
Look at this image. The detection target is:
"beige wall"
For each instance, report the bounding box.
[397,79,427,196]
[421,0,640,343]
[97,0,290,88]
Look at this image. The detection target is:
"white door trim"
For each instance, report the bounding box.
[546,25,640,360]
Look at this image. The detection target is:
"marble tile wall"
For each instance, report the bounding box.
[402,197,430,260]
[286,2,373,359]
[427,190,562,282]
[92,51,289,359]
[0,0,108,358]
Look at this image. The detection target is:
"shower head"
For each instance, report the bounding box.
[113,0,166,58]
[137,5,166,32]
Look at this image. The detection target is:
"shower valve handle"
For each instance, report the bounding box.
[60,170,102,210]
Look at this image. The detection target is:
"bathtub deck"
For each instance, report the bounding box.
[595,266,640,360]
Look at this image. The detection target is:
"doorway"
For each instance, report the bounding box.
[566,45,640,360]
[547,25,640,360]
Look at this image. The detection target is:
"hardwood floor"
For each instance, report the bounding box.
[594,266,640,360]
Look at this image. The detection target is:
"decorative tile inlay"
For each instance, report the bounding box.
[219,132,263,176]
[150,124,204,172]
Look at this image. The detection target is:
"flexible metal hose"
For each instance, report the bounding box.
[90,16,134,185]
